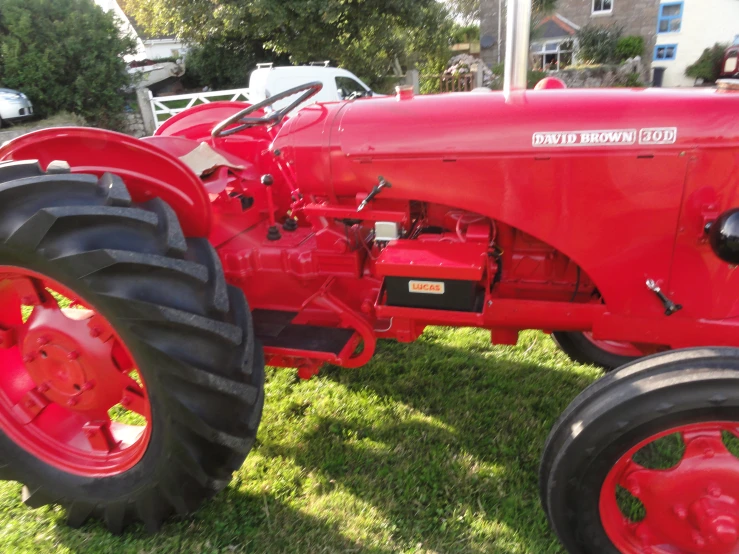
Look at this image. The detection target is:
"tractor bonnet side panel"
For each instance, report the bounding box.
[667,147,739,320]
[274,88,739,319]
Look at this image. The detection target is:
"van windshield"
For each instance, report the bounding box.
[336,76,370,99]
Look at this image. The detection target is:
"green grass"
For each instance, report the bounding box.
[0,329,616,553]
[3,112,88,132]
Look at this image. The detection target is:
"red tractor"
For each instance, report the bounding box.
[0,2,738,551]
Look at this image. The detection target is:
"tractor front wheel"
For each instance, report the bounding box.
[541,348,739,553]
[0,161,264,532]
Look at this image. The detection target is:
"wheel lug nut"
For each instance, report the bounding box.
[709,486,722,498]
[80,381,95,392]
[693,532,706,547]
[21,296,34,305]
[705,448,715,459]
[90,327,102,338]
[37,383,50,393]
[673,505,687,520]
[627,477,641,497]
[36,336,49,346]
[121,396,131,407]
[67,351,79,361]
[67,398,77,407]
[22,353,35,363]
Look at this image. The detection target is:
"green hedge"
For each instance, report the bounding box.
[685,43,729,83]
[0,0,136,128]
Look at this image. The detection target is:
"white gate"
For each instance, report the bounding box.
[149,88,253,128]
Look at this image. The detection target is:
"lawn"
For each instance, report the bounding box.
[0,328,603,554]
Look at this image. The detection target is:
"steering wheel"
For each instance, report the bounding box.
[212,81,323,138]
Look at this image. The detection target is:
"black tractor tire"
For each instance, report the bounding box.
[551,331,641,371]
[0,160,265,533]
[540,348,739,553]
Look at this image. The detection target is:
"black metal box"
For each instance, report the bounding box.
[384,277,481,312]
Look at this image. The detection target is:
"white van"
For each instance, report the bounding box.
[248,62,380,110]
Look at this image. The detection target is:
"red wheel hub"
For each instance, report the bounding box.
[600,422,739,553]
[0,267,151,476]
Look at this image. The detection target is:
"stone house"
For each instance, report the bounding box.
[480,0,660,74]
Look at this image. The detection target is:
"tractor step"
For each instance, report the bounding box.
[252,309,354,355]
[252,309,298,338]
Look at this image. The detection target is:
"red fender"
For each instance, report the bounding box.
[0,127,211,237]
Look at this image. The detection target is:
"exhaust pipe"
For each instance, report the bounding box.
[503,0,532,99]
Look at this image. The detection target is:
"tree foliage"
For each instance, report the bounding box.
[615,36,645,61]
[451,24,481,44]
[122,0,455,91]
[576,24,623,64]
[685,43,729,83]
[0,0,136,127]
[447,0,558,24]
[182,36,288,91]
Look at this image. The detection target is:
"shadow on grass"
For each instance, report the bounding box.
[28,486,377,554]
[35,329,597,554]
[263,331,599,553]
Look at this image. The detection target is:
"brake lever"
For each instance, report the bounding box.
[357,177,392,212]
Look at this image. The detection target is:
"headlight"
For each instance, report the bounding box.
[0,93,21,102]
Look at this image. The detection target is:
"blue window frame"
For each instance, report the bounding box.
[658,2,683,33]
[654,44,678,61]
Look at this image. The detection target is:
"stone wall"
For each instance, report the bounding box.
[121,110,147,138]
[548,58,645,87]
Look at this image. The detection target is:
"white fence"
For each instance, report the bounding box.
[148,88,253,128]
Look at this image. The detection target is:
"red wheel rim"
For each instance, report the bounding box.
[582,332,644,358]
[600,421,739,553]
[0,266,151,477]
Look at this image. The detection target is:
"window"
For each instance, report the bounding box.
[335,77,369,100]
[658,2,683,33]
[592,0,613,14]
[654,44,678,61]
[531,40,574,72]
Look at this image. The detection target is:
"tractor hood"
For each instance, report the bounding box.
[272,87,739,199]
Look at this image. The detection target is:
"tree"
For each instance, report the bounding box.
[447,0,558,23]
[182,35,288,91]
[685,43,730,83]
[0,0,136,128]
[122,0,454,91]
[576,24,623,64]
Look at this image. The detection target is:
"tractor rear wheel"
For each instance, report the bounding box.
[551,331,642,371]
[540,348,739,553]
[0,161,264,533]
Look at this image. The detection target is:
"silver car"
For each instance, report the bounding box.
[0,88,34,127]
